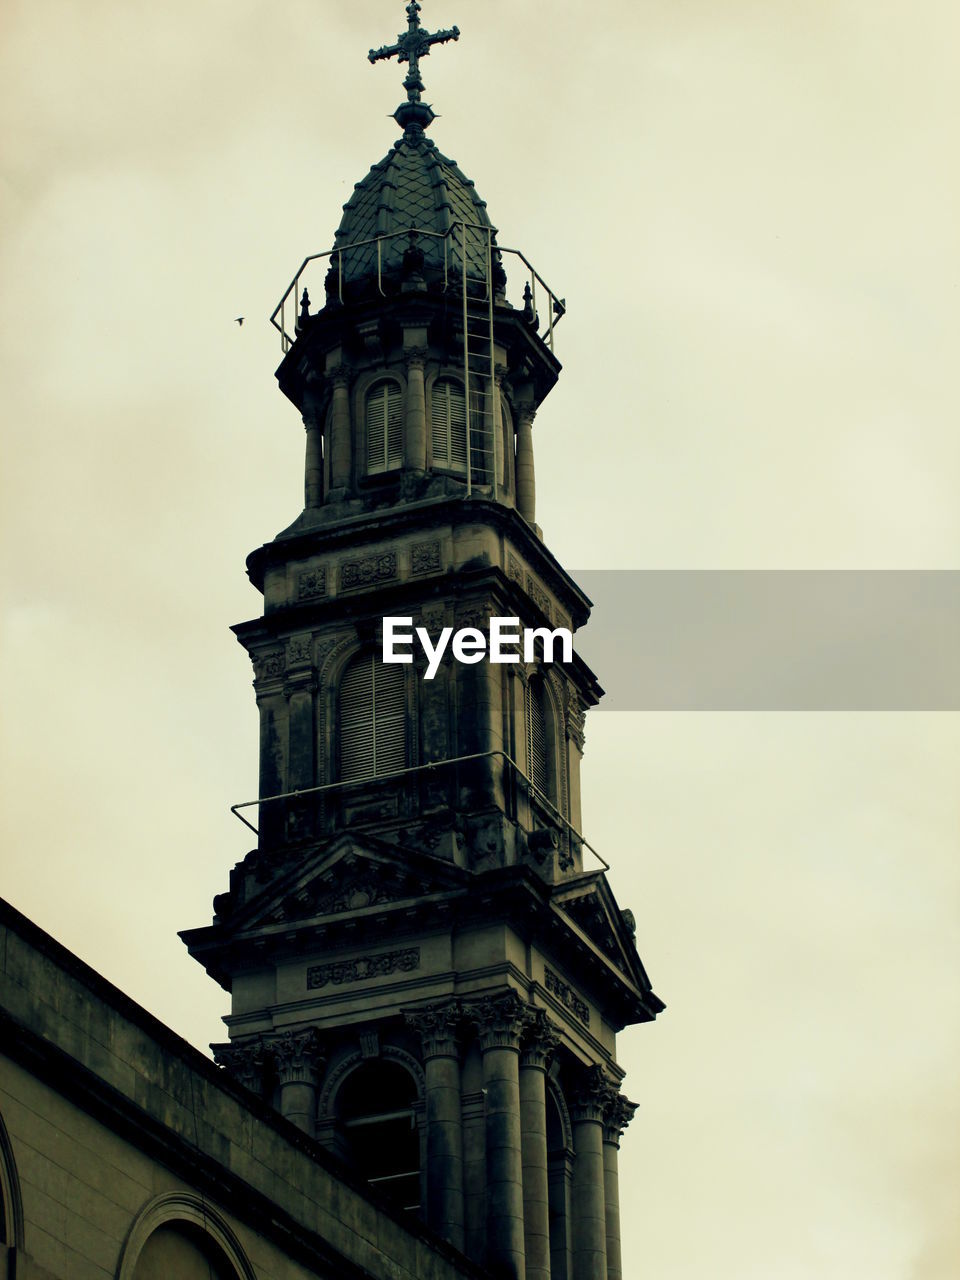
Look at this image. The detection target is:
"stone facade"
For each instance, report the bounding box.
[0,899,487,1280]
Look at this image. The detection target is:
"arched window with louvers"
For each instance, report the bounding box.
[339,651,407,782]
[429,377,468,474]
[526,675,558,807]
[365,379,403,475]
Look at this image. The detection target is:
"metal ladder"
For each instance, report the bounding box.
[458,222,498,498]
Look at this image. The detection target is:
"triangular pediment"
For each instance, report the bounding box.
[224,832,469,937]
[551,872,651,990]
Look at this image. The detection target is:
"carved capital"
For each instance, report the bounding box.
[569,1063,611,1124]
[464,991,527,1053]
[519,1007,561,1071]
[285,635,313,669]
[267,1028,325,1086]
[602,1091,639,1145]
[212,1038,266,1093]
[404,345,429,372]
[327,364,353,391]
[404,999,461,1059]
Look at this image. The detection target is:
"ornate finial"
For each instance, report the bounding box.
[368,1,460,137]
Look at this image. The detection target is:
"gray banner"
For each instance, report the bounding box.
[571,571,960,710]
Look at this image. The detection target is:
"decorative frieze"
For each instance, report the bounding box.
[544,967,590,1027]
[340,551,398,591]
[411,539,442,575]
[507,554,525,587]
[297,567,327,601]
[404,999,462,1059]
[306,946,420,990]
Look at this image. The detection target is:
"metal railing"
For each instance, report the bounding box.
[270,222,566,356]
[230,748,609,872]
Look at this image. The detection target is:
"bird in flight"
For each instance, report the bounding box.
[235,317,244,326]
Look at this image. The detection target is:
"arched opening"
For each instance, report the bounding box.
[337,1061,421,1214]
[339,652,407,782]
[0,1108,24,1251]
[365,379,403,475]
[430,377,467,474]
[133,1221,236,1280]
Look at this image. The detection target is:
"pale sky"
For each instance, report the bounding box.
[1,3,958,1277]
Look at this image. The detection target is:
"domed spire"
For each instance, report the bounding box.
[368,1,460,139]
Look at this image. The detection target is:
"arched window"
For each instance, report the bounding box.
[338,1061,421,1214]
[547,1089,572,1279]
[339,653,406,781]
[526,676,556,803]
[430,378,467,472]
[366,380,403,474]
[134,1222,236,1280]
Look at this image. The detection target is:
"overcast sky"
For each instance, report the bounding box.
[1,2,958,1277]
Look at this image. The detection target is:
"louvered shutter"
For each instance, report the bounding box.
[366,382,402,474]
[431,380,467,472]
[340,656,375,781]
[339,654,406,781]
[373,659,406,774]
[528,681,549,798]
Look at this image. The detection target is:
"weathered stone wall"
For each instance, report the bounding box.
[0,898,488,1280]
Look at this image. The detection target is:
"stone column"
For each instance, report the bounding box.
[212,1037,266,1097]
[569,1065,608,1280]
[404,347,428,475]
[269,1029,325,1138]
[466,992,527,1280]
[515,406,536,524]
[519,1009,560,1280]
[303,410,324,508]
[327,366,352,493]
[405,1001,466,1251]
[601,1092,637,1280]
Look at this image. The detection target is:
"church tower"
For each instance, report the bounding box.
[182,7,663,1278]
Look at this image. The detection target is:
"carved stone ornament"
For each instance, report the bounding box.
[507,554,525,587]
[464,991,528,1052]
[544,967,590,1027]
[212,1038,266,1092]
[602,1091,639,1145]
[327,364,353,390]
[252,649,284,682]
[297,567,327,601]
[520,1007,561,1071]
[340,551,398,592]
[410,539,441,575]
[306,946,420,990]
[403,344,429,371]
[267,1027,325,1085]
[566,685,586,751]
[404,999,462,1059]
[285,635,313,668]
[526,574,553,624]
[569,1063,610,1124]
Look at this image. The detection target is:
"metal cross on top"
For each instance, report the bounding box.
[368,1,460,105]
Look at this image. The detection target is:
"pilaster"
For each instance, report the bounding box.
[519,1009,560,1280]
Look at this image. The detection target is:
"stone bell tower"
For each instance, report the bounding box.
[181,5,663,1278]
